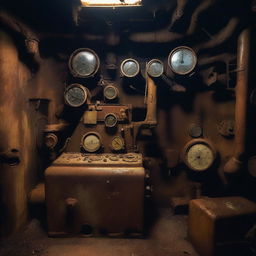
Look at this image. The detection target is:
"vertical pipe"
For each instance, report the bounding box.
[224,28,250,174]
[144,75,157,125]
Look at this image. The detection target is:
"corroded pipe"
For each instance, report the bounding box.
[144,75,157,125]
[129,29,183,43]
[198,53,235,66]
[223,28,250,174]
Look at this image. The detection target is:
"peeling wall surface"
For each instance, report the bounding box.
[1,0,256,242]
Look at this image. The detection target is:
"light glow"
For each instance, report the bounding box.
[81,0,142,7]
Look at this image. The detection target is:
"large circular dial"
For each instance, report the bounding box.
[121,59,140,78]
[182,139,216,171]
[64,84,88,107]
[168,46,197,75]
[82,133,101,153]
[69,48,100,78]
[147,59,164,78]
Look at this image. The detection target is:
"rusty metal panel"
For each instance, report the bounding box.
[45,153,145,237]
[87,104,131,123]
[83,110,98,125]
[188,197,256,256]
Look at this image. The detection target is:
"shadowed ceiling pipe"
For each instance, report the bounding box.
[0,11,40,63]
[169,0,188,30]
[187,0,213,35]
[195,17,239,51]
[223,28,250,174]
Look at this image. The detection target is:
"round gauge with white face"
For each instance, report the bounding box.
[69,48,100,78]
[111,136,125,151]
[182,139,216,171]
[147,59,164,78]
[168,46,197,75]
[81,132,101,153]
[104,113,118,128]
[121,59,140,78]
[64,84,88,107]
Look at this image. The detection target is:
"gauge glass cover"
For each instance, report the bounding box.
[104,86,118,100]
[111,136,125,151]
[105,113,118,128]
[168,47,197,75]
[186,143,214,171]
[82,133,101,152]
[121,59,140,77]
[147,59,164,77]
[70,49,99,78]
[65,84,87,107]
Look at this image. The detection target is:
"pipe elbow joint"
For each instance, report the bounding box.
[223,157,243,174]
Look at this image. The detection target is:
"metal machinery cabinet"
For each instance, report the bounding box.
[45,153,145,237]
[188,197,256,256]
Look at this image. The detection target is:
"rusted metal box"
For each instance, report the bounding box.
[188,197,256,256]
[45,153,145,237]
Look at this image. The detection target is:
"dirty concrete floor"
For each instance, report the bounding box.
[0,209,199,256]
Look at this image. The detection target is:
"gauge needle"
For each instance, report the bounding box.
[180,51,184,64]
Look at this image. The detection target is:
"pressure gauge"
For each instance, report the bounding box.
[81,132,101,153]
[104,85,119,101]
[120,59,140,78]
[104,113,118,128]
[69,48,100,78]
[64,84,88,107]
[111,136,125,151]
[147,59,164,78]
[182,139,216,171]
[168,46,197,75]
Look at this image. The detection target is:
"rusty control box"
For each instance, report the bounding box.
[188,197,256,256]
[45,153,145,237]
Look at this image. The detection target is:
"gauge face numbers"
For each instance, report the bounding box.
[147,59,164,77]
[168,46,197,75]
[64,84,88,107]
[69,48,100,78]
[104,113,118,128]
[104,85,119,100]
[111,136,125,151]
[121,59,140,78]
[184,142,215,171]
[82,133,101,153]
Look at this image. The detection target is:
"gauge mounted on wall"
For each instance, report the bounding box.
[81,132,101,153]
[147,59,164,78]
[104,113,118,128]
[168,46,197,75]
[120,58,140,78]
[64,84,88,107]
[181,139,216,172]
[111,136,125,152]
[69,48,100,78]
[104,85,119,101]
